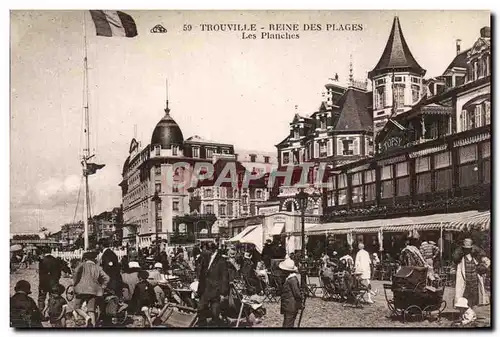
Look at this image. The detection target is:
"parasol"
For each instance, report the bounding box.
[10,244,23,252]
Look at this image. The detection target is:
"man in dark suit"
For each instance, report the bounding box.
[38,254,71,312]
[197,242,229,326]
[99,240,123,297]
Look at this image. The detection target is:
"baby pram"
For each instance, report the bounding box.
[383,266,446,322]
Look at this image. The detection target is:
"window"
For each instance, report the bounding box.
[156,218,162,232]
[459,145,478,164]
[242,195,248,204]
[155,165,161,176]
[320,118,327,129]
[220,204,226,216]
[155,145,161,156]
[206,148,214,158]
[412,84,420,103]
[256,190,262,199]
[282,152,290,165]
[156,201,162,211]
[192,147,200,158]
[415,156,431,194]
[394,84,405,109]
[337,174,347,205]
[411,77,420,84]
[459,164,479,187]
[264,156,270,164]
[204,189,213,198]
[380,165,393,199]
[294,129,300,139]
[205,204,213,214]
[172,186,179,193]
[351,172,362,204]
[172,146,178,156]
[375,87,385,110]
[481,141,491,159]
[155,183,161,193]
[250,154,256,162]
[220,187,226,198]
[293,151,300,164]
[434,151,452,192]
[342,140,354,155]
[375,78,385,86]
[395,162,409,196]
[172,201,179,211]
[320,142,327,157]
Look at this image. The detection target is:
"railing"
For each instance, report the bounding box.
[50,248,127,262]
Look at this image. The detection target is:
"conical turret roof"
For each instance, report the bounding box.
[368,17,426,78]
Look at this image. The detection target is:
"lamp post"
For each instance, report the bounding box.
[152,191,161,251]
[294,187,322,291]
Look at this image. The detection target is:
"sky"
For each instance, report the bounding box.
[10,10,490,234]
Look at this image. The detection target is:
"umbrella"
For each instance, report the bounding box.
[10,244,23,252]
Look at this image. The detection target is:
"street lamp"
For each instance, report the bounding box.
[152,191,161,251]
[294,187,322,290]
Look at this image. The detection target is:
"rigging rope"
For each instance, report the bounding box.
[73,175,84,224]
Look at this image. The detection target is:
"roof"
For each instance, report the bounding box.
[150,109,184,148]
[185,135,230,146]
[333,88,373,132]
[444,49,470,73]
[369,16,426,78]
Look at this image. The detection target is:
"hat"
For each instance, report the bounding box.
[358,243,365,250]
[455,297,469,308]
[463,238,473,249]
[138,270,149,280]
[244,252,252,259]
[266,239,272,244]
[154,262,163,269]
[332,251,338,256]
[15,280,31,294]
[228,248,236,258]
[128,261,140,269]
[372,253,378,256]
[82,251,98,261]
[279,259,298,272]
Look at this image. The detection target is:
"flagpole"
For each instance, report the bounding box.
[83,11,90,251]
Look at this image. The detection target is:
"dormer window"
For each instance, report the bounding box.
[294,129,300,139]
[192,146,200,158]
[320,118,326,130]
[250,154,257,162]
[155,145,161,156]
[172,145,178,156]
[206,148,214,158]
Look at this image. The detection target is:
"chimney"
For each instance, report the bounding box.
[456,39,461,55]
[480,26,490,38]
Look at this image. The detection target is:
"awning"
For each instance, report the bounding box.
[449,211,490,231]
[453,133,490,147]
[239,225,264,253]
[228,225,257,242]
[306,211,487,234]
[269,223,285,236]
[409,144,448,158]
[420,103,453,115]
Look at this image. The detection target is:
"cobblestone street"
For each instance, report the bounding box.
[10,265,491,328]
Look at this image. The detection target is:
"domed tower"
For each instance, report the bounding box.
[368,16,426,134]
[150,102,184,157]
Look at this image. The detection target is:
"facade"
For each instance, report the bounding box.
[120,103,272,247]
[61,221,93,244]
[323,24,491,220]
[234,149,278,175]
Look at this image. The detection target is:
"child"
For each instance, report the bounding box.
[453,297,477,326]
[46,284,68,327]
[130,270,158,327]
[279,258,303,328]
[10,280,43,328]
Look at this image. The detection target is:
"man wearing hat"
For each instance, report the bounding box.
[147,262,166,306]
[10,280,43,328]
[98,239,122,298]
[262,239,273,269]
[197,242,229,326]
[122,261,141,302]
[454,238,490,309]
[279,258,303,327]
[73,251,110,327]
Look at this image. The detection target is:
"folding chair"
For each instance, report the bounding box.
[320,276,336,301]
[154,303,198,327]
[227,283,262,328]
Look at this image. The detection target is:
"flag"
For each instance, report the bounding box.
[89,10,138,37]
[84,163,105,176]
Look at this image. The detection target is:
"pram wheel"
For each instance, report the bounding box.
[403,305,423,323]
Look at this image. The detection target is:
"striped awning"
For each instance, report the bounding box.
[449,211,490,231]
[453,133,490,147]
[409,144,448,158]
[307,211,488,235]
[378,155,406,166]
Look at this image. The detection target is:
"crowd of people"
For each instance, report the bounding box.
[10,234,490,328]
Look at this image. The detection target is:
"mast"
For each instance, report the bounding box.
[82,12,91,251]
